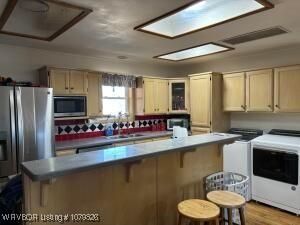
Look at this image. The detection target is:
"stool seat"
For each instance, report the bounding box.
[207,191,246,208]
[178,199,220,221]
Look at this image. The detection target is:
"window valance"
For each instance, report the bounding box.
[102,72,136,88]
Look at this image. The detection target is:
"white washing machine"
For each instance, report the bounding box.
[223,128,263,201]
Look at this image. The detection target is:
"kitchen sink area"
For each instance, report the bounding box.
[105,134,145,139]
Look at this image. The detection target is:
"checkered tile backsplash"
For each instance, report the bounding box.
[55,119,167,135]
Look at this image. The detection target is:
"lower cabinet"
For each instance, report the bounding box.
[191,127,211,135]
[56,149,76,157]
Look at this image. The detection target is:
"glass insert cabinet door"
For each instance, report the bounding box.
[169,80,189,113]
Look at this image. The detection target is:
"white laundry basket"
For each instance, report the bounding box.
[205,172,249,224]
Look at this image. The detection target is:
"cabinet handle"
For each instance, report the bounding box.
[275,104,280,108]
[70,87,74,90]
[157,109,159,111]
[65,87,68,90]
[241,105,245,109]
[268,105,272,108]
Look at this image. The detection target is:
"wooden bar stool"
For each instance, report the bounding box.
[177,199,220,225]
[207,191,246,225]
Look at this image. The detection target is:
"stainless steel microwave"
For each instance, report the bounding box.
[167,118,189,131]
[54,96,86,118]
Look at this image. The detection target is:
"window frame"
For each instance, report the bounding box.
[101,85,130,118]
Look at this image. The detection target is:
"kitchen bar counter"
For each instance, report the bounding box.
[22,133,240,182]
[55,131,173,151]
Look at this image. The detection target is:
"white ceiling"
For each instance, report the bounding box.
[0,0,299,66]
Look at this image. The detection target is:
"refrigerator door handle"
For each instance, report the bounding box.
[9,89,17,172]
[16,89,25,163]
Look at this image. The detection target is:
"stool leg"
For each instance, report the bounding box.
[238,207,246,225]
[215,217,220,225]
[227,208,233,225]
[220,208,224,225]
[178,214,182,225]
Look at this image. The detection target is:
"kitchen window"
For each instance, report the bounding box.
[102,85,129,116]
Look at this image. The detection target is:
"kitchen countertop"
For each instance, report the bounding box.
[55,131,173,151]
[22,133,240,182]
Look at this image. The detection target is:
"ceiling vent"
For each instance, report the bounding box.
[222,27,288,45]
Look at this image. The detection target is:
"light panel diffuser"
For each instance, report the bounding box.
[135,0,273,38]
[155,43,233,61]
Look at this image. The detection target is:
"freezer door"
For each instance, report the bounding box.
[0,87,17,177]
[16,87,54,166]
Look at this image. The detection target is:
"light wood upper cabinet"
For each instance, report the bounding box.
[246,69,273,112]
[135,77,169,115]
[87,72,102,117]
[190,75,211,127]
[144,78,156,114]
[169,79,189,114]
[155,79,169,114]
[189,72,229,133]
[223,72,246,111]
[49,69,70,95]
[42,68,87,95]
[69,70,88,95]
[274,66,300,112]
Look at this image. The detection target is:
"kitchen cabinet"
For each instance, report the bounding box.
[223,72,246,111]
[56,149,76,157]
[189,72,229,133]
[135,77,169,115]
[191,127,211,135]
[143,78,156,114]
[156,79,169,113]
[169,79,189,113]
[190,74,211,127]
[274,65,300,112]
[49,68,70,95]
[246,69,273,112]
[39,67,87,95]
[87,72,102,117]
[69,70,88,94]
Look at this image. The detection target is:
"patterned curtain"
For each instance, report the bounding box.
[102,72,136,88]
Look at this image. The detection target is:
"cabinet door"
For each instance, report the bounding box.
[144,78,156,114]
[223,73,246,111]
[56,149,76,157]
[69,70,87,94]
[190,75,211,127]
[274,66,300,112]
[49,69,69,95]
[169,80,189,113]
[87,72,102,117]
[155,79,169,114]
[191,127,211,135]
[246,69,273,112]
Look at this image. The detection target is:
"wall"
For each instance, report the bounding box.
[181,45,300,131]
[181,45,300,74]
[0,44,179,83]
[231,113,300,132]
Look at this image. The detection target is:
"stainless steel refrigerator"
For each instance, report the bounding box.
[0,86,54,177]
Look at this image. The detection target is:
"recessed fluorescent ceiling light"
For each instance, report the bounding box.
[155,43,233,61]
[135,0,274,38]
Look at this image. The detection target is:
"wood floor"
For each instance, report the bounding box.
[245,201,300,225]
